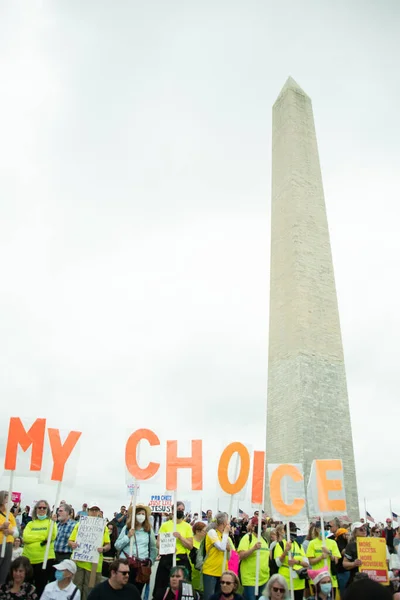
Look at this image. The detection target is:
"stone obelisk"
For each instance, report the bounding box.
[266,77,359,519]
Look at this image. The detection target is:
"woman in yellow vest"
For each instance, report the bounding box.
[202,512,234,600]
[0,490,17,585]
[22,499,57,597]
[273,522,309,600]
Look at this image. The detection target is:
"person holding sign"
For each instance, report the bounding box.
[154,501,193,596]
[238,518,270,600]
[342,522,366,587]
[115,504,156,593]
[202,512,234,600]
[153,566,199,600]
[273,522,309,600]
[0,491,17,585]
[22,500,58,597]
[306,520,341,593]
[68,503,110,600]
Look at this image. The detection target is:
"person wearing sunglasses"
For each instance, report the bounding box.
[87,559,141,600]
[342,522,366,587]
[153,566,200,600]
[208,571,243,600]
[262,574,288,600]
[22,500,58,597]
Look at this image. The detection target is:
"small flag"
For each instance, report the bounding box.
[392,511,398,519]
[238,508,244,515]
[202,511,207,519]
[366,511,375,523]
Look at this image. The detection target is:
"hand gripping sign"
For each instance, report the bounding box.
[2,417,81,563]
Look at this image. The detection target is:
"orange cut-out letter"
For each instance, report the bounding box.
[269,464,305,517]
[316,459,346,513]
[47,428,82,481]
[125,429,160,480]
[251,451,265,505]
[166,440,203,491]
[218,442,250,495]
[4,418,46,471]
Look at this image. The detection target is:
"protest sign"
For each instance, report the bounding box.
[307,459,346,517]
[159,532,176,555]
[149,495,173,513]
[357,537,389,585]
[268,463,307,520]
[11,492,21,503]
[72,516,105,564]
[127,482,140,497]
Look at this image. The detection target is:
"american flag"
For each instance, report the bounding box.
[392,511,398,519]
[366,511,375,523]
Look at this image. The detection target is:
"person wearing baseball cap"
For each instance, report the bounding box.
[41,559,80,600]
[342,522,367,586]
[68,503,110,600]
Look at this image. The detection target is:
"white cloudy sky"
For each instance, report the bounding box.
[0,0,399,522]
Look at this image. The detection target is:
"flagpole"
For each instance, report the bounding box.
[390,498,392,522]
[364,497,368,526]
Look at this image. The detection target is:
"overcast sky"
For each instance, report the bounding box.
[0,0,399,522]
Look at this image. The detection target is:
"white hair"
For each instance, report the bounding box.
[264,574,289,599]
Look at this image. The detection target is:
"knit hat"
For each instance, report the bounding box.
[308,567,331,586]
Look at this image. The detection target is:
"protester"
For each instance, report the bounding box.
[269,525,285,577]
[327,518,340,540]
[22,499,57,596]
[114,507,127,536]
[102,523,118,577]
[87,559,141,600]
[302,524,317,553]
[262,574,288,600]
[41,559,80,600]
[153,566,198,600]
[342,576,392,600]
[385,519,396,554]
[55,504,75,563]
[342,521,366,586]
[0,557,38,600]
[114,504,156,593]
[208,571,243,600]
[68,502,110,600]
[190,522,206,593]
[154,501,193,594]
[273,522,309,600]
[76,505,88,519]
[11,539,23,561]
[207,511,213,524]
[306,520,341,592]
[237,518,269,600]
[0,490,17,585]
[21,508,32,531]
[334,528,350,595]
[202,512,234,600]
[308,567,333,600]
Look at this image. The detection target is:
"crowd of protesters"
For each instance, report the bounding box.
[1,492,399,600]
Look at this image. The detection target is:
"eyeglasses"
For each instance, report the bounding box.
[117,571,130,576]
[272,588,285,594]
[221,581,234,586]
[37,506,47,510]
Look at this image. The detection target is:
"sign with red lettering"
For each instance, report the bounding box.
[357,538,389,585]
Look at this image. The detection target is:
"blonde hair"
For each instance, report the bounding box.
[220,571,239,591]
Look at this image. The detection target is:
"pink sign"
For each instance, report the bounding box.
[11,492,21,503]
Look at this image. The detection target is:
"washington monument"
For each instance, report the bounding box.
[266,77,359,519]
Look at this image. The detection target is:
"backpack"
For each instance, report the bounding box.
[195,537,207,571]
[269,541,284,576]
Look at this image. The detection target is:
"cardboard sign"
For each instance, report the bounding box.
[149,495,173,513]
[127,482,140,497]
[159,532,176,555]
[357,537,389,585]
[11,492,21,503]
[268,463,307,520]
[4,418,81,482]
[71,516,105,564]
[307,459,347,516]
